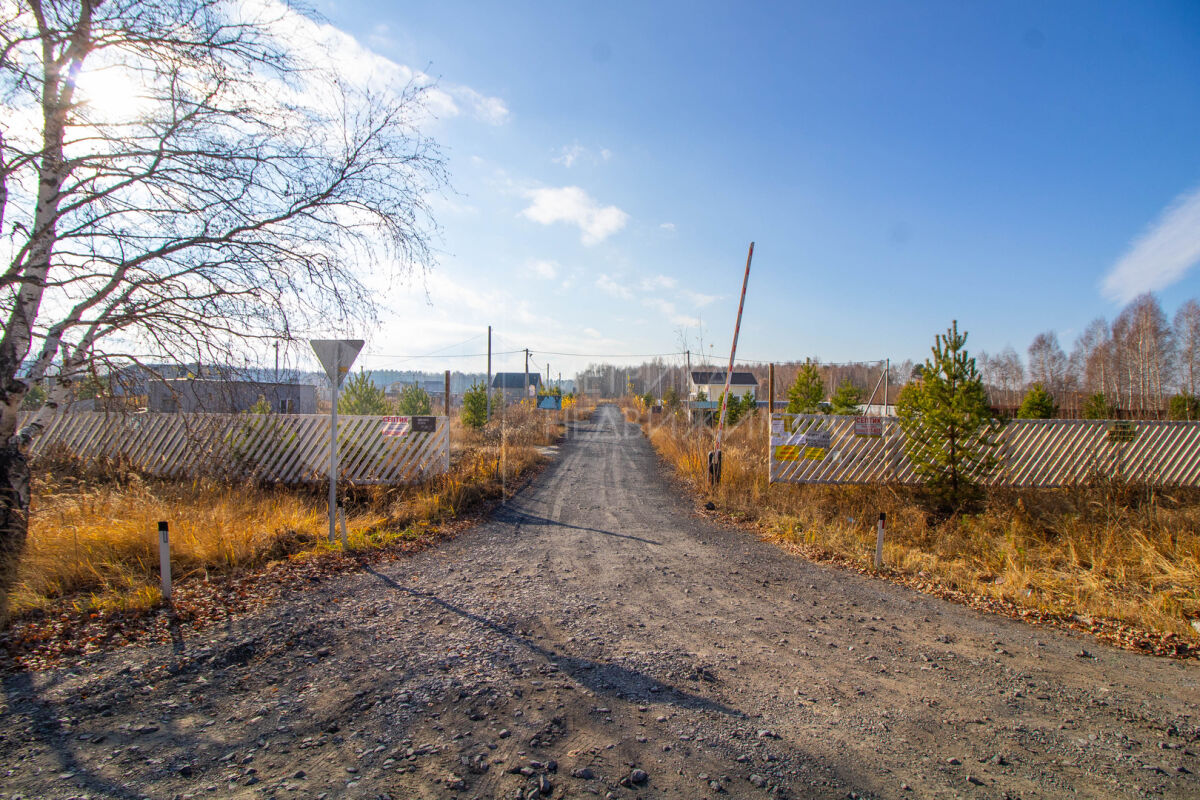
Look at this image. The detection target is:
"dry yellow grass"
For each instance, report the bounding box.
[11,405,570,618]
[648,411,1200,641]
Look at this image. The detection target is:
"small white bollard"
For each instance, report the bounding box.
[338,505,348,547]
[874,512,886,570]
[158,520,172,600]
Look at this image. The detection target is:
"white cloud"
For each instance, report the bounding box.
[449,86,510,126]
[659,222,676,232]
[1103,184,1200,302]
[553,144,586,167]
[682,289,717,307]
[596,273,633,299]
[642,298,700,328]
[242,0,508,127]
[583,327,602,338]
[527,259,559,279]
[521,186,629,245]
[639,274,677,291]
[553,143,612,167]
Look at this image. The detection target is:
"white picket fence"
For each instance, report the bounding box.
[19,411,449,485]
[769,414,1200,487]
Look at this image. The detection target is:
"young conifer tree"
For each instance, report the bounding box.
[1017,383,1058,419]
[896,321,999,512]
[786,360,824,413]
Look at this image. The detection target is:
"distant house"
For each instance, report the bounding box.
[688,370,758,401]
[491,372,542,402]
[147,379,317,414]
[388,379,445,403]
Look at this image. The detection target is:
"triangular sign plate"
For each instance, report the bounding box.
[309,339,364,388]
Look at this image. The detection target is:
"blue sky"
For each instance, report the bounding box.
[302,1,1200,379]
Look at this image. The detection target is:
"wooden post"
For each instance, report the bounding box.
[158,521,171,601]
[768,363,775,414]
[444,369,450,416]
[875,512,886,569]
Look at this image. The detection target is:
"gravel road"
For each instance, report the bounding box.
[2,404,1199,800]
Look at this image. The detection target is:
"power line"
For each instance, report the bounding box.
[531,349,688,358]
[368,349,523,359]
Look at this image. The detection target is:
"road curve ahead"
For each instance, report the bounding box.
[2,404,1198,799]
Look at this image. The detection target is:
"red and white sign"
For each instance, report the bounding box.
[854,417,883,437]
[381,416,411,437]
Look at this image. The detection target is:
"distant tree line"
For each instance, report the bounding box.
[977,292,1199,419]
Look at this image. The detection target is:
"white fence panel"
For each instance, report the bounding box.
[19,412,450,485]
[769,413,1200,488]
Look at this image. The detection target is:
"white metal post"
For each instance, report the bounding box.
[158,520,171,600]
[875,512,886,569]
[328,350,339,543]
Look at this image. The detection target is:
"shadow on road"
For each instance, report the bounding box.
[363,565,739,718]
[2,671,144,800]
[498,508,661,546]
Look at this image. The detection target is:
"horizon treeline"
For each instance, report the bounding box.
[572,292,1199,419]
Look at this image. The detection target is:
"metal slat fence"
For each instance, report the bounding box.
[18,411,449,485]
[769,413,1200,487]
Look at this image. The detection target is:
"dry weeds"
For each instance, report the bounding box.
[11,402,579,619]
[648,411,1200,644]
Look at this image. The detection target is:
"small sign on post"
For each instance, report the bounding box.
[158,520,171,601]
[310,339,364,544]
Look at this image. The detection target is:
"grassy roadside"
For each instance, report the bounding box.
[9,402,590,621]
[642,407,1200,656]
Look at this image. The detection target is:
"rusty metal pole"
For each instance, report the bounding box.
[710,242,755,487]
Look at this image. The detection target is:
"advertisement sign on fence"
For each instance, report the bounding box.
[381,416,411,436]
[854,417,883,437]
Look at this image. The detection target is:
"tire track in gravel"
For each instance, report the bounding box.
[1,404,1198,800]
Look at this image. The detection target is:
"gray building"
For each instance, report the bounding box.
[147,379,317,414]
[491,372,542,402]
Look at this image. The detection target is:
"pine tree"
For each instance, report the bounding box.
[1017,383,1058,419]
[716,390,743,426]
[396,384,433,415]
[786,360,824,413]
[896,321,999,513]
[1081,392,1113,420]
[1168,393,1200,421]
[338,370,391,415]
[461,382,489,429]
[829,378,862,415]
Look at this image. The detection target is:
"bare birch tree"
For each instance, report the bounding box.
[1027,331,1070,397]
[1071,317,1115,400]
[1174,300,1200,397]
[1111,294,1174,416]
[0,0,447,620]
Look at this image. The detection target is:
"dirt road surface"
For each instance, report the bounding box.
[2,405,1199,799]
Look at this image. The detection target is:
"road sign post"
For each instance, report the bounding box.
[310,339,364,544]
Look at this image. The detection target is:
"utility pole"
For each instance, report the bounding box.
[686,349,692,397]
[711,242,755,487]
[524,348,530,400]
[444,369,451,416]
[274,342,280,383]
[883,358,890,416]
[768,363,775,413]
[486,325,492,423]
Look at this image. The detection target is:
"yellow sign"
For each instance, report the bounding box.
[775,445,801,461]
[804,446,827,460]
